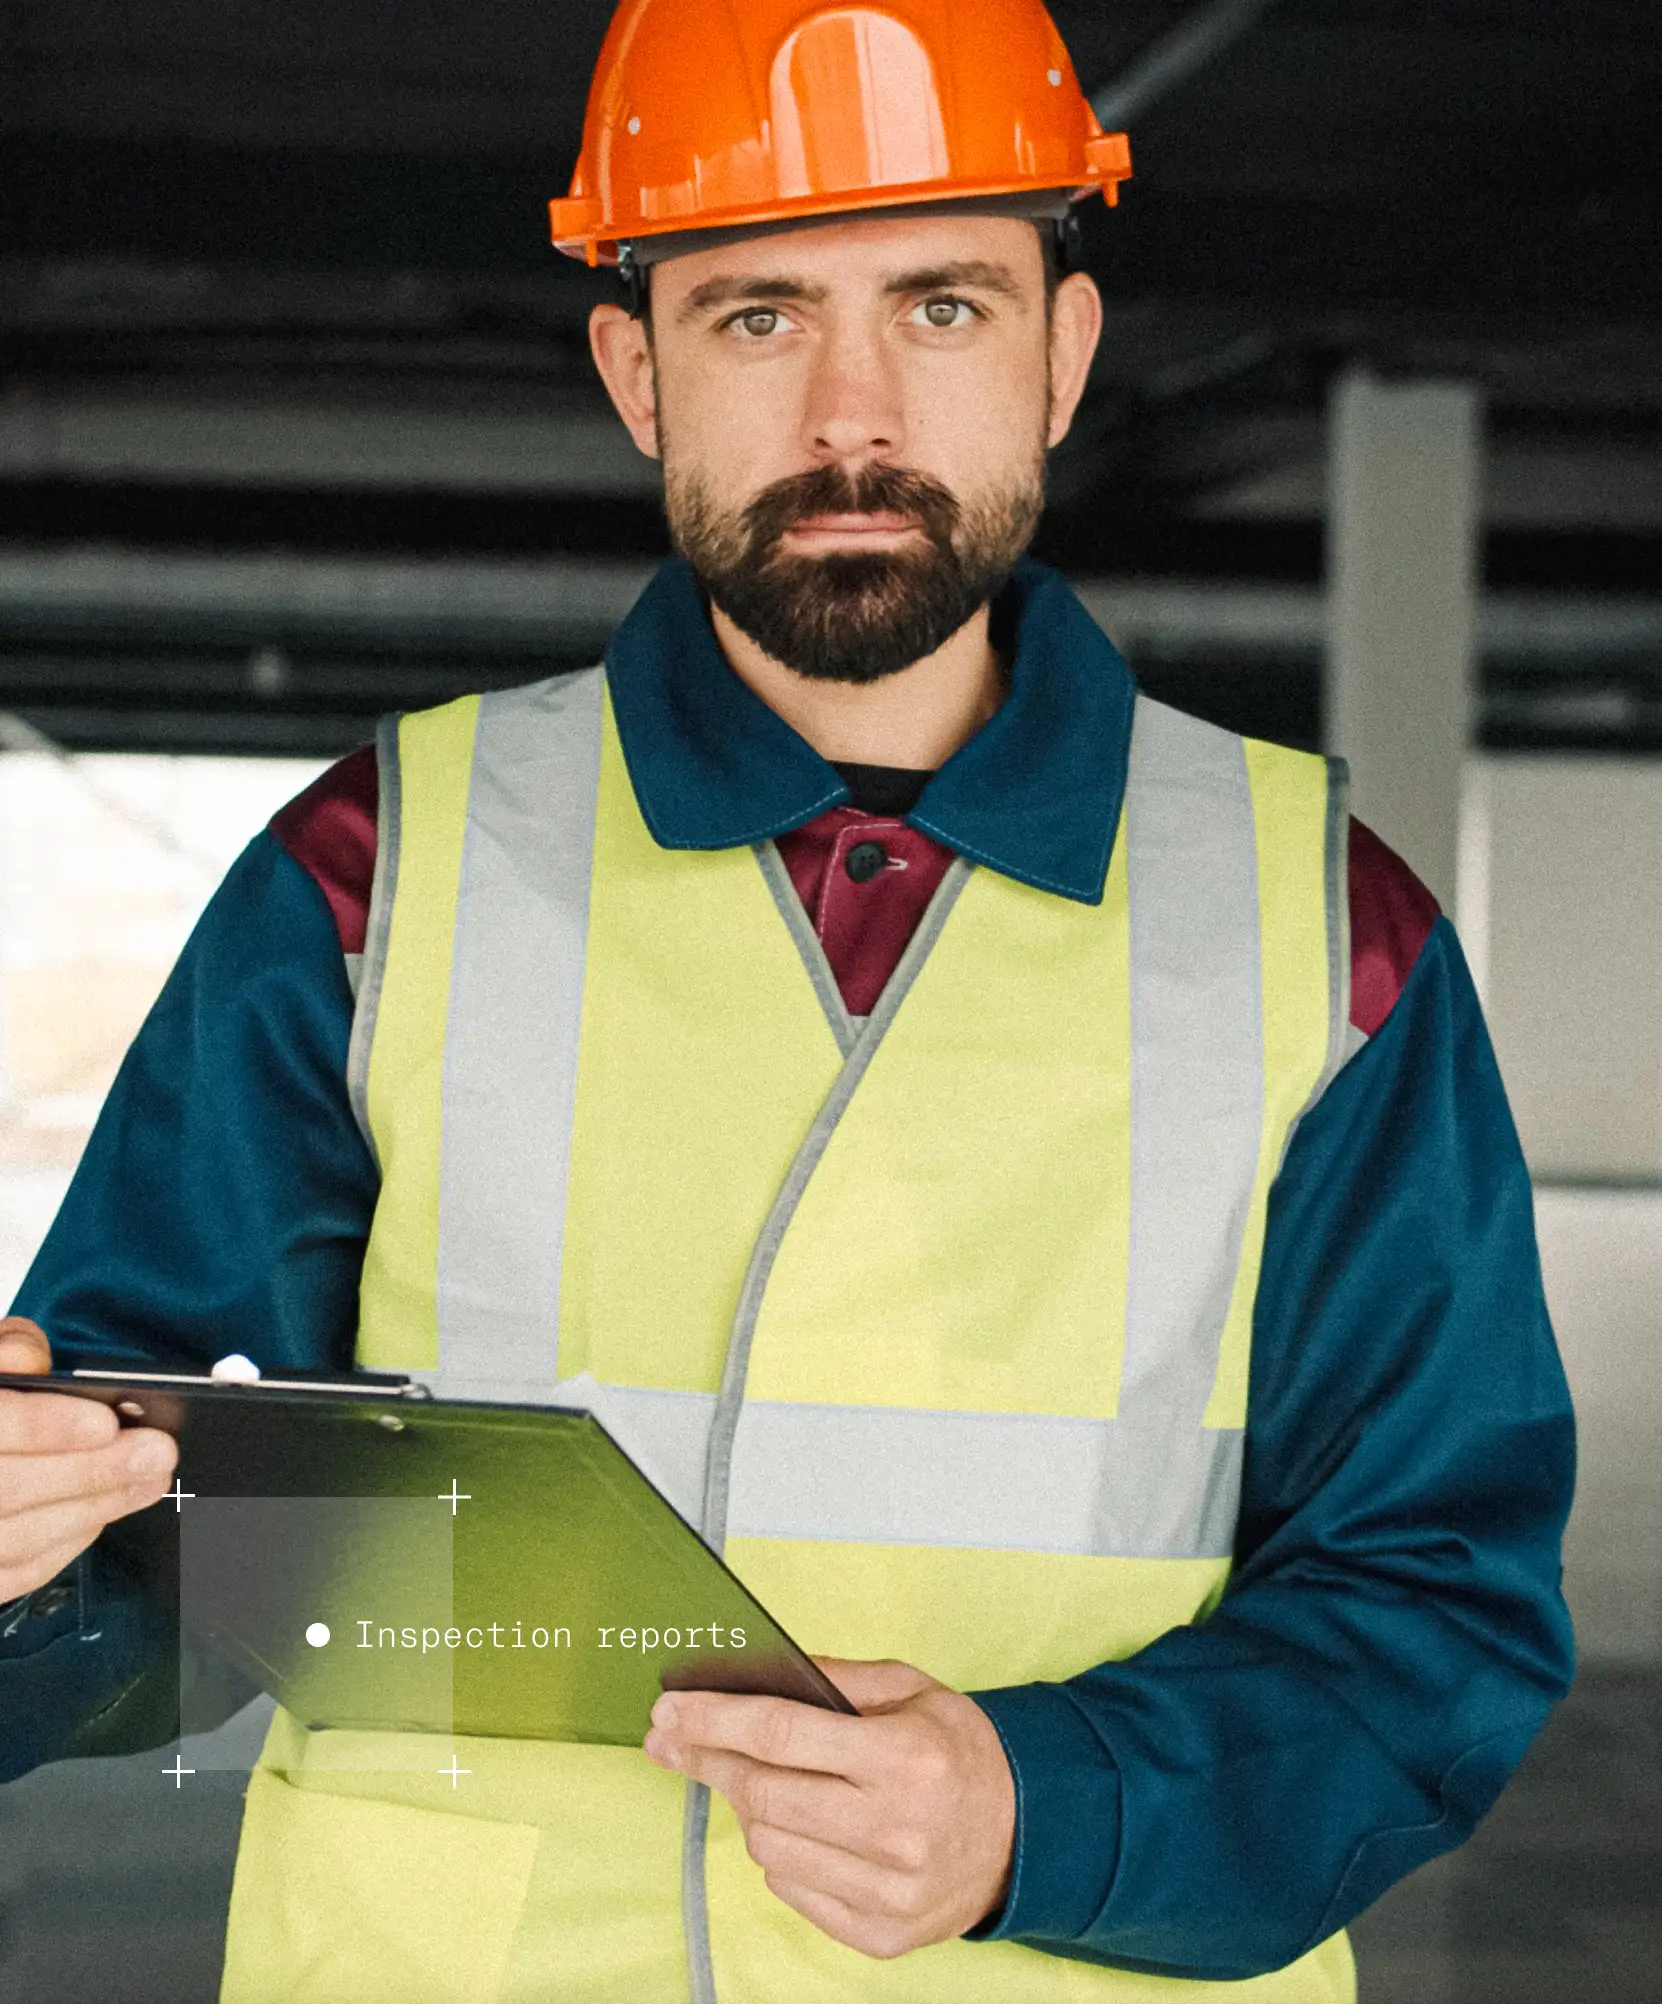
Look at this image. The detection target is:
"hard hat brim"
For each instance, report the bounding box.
[615,186,1079,270]
[552,174,1117,269]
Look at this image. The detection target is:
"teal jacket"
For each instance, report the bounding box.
[2,560,1575,1979]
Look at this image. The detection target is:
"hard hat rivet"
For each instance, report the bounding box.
[628,116,641,134]
[1047,68,1061,85]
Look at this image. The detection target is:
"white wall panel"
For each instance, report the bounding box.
[1535,1188,1662,1666]
[1464,756,1662,1182]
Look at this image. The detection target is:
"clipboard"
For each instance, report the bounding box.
[0,1368,855,1746]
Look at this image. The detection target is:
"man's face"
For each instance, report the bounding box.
[590,212,1102,683]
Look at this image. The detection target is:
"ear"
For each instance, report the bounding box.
[589,303,661,460]
[1044,272,1104,449]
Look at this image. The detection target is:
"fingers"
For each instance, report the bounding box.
[650,1690,883,1781]
[755,1875,917,1962]
[0,1502,110,1601]
[746,1822,922,1931]
[811,1657,939,1714]
[1,1428,174,1514]
[650,1741,876,1853]
[0,1425,177,1600]
[0,1462,175,1601]
[0,1321,175,1601]
[0,1323,123,1455]
[0,1532,94,1601]
[649,1668,1018,1961]
[0,1494,143,1601]
[0,1318,52,1375]
[0,1388,120,1455]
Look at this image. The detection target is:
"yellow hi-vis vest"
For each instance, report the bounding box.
[221,667,1358,2004]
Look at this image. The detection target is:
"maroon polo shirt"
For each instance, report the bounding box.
[774,762,954,1016]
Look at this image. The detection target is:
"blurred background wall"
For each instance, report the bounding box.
[1,1,1659,1998]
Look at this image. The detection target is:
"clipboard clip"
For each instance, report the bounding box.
[69,1360,434,1400]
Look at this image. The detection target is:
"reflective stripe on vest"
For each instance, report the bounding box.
[229,667,1356,2004]
[354,678,1345,1564]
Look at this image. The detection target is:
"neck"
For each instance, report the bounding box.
[709,601,1005,769]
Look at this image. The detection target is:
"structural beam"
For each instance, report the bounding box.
[5,547,1655,664]
[1090,0,1285,130]
[0,383,656,497]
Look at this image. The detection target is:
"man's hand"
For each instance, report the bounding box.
[0,1318,177,1602]
[644,1656,1015,1960]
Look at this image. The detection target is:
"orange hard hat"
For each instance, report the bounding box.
[550,0,1131,267]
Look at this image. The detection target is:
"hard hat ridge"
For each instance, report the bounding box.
[551,0,1131,268]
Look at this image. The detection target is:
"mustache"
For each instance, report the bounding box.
[740,463,961,557]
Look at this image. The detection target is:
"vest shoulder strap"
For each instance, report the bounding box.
[1130,694,1350,1120]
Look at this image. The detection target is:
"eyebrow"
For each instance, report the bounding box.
[675,258,1027,326]
[676,275,828,324]
[882,260,1025,301]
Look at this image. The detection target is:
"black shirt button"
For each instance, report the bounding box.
[844,840,888,884]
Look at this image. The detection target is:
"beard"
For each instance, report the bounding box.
[665,456,1045,685]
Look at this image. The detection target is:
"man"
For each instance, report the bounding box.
[0,1,1573,1999]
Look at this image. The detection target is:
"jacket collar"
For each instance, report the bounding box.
[603,553,1136,905]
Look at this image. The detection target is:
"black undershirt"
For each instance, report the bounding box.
[831,761,934,817]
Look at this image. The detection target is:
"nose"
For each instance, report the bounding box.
[800,317,905,470]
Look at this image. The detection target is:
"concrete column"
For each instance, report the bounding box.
[1325,369,1482,913]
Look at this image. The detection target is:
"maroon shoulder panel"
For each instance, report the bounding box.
[269,744,379,955]
[1349,817,1440,1037]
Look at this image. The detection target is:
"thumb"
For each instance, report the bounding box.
[0,1318,52,1375]
[812,1656,941,1714]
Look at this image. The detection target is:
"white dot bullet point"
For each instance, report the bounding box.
[305,1623,331,1647]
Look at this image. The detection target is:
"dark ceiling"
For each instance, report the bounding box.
[1,0,1660,753]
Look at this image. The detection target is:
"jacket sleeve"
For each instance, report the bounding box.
[0,829,378,1780]
[969,915,1577,1978]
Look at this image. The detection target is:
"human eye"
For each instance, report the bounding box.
[722,305,788,339]
[910,295,978,330]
